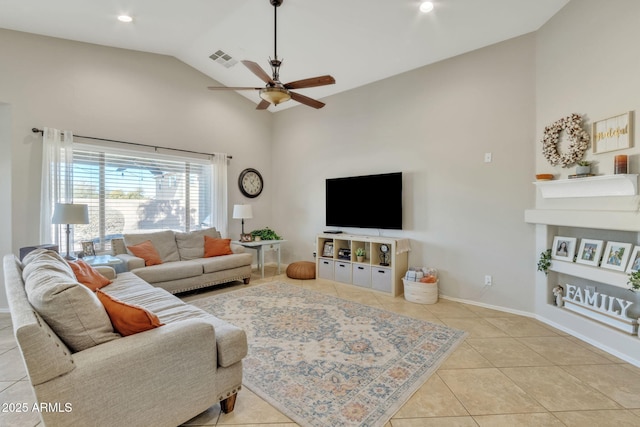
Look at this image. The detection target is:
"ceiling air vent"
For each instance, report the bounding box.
[209,50,238,68]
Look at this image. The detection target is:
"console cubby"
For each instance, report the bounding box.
[316,233,408,296]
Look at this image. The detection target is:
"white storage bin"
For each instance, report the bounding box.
[403,279,438,304]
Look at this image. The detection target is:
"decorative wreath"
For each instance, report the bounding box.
[541,113,590,168]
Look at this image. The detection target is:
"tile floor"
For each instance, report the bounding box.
[2,265,640,427]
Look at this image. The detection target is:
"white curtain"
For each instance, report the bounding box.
[40,127,74,247]
[210,153,228,236]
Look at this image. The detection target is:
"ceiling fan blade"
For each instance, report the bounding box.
[256,99,270,110]
[290,91,326,109]
[241,60,276,85]
[207,86,262,91]
[284,75,335,90]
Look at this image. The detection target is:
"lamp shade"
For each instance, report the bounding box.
[52,203,89,225]
[232,204,253,219]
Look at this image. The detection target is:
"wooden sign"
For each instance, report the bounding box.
[592,111,633,154]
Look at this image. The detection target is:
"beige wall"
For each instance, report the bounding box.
[0,104,11,309]
[536,0,640,211]
[272,34,537,313]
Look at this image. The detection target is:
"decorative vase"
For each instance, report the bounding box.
[357,256,364,263]
[576,165,590,175]
[254,236,261,241]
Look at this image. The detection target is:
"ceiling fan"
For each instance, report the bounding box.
[207,0,335,110]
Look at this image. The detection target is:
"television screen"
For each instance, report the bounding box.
[326,172,402,230]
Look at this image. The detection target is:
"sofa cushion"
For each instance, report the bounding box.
[22,249,75,282]
[96,290,164,336]
[68,259,112,290]
[193,253,253,274]
[175,228,221,260]
[204,237,234,258]
[103,272,247,367]
[131,260,203,284]
[124,230,180,263]
[22,251,120,352]
[127,240,163,266]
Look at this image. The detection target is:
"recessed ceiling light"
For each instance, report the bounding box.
[117,15,133,23]
[419,1,434,13]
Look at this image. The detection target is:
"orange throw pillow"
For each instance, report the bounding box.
[127,240,162,266]
[68,259,112,291]
[96,290,164,336]
[204,236,234,258]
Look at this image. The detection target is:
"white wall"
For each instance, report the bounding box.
[0,103,11,311]
[272,34,537,313]
[0,29,273,281]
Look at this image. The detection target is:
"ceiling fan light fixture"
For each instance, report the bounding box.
[259,87,291,105]
[419,2,435,13]
[117,15,133,23]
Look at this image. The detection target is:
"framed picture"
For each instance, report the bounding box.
[240,233,253,242]
[575,239,604,267]
[601,241,632,271]
[81,241,95,257]
[592,111,633,154]
[322,241,334,257]
[626,246,640,273]
[551,236,576,262]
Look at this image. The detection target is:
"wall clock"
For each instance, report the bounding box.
[238,168,263,198]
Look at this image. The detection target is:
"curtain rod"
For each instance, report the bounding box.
[31,128,232,159]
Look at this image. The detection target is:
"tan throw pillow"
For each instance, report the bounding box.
[24,254,120,352]
[96,290,164,336]
[68,259,112,291]
[127,240,163,266]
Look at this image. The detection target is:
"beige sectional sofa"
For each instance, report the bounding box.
[4,249,248,427]
[111,227,252,294]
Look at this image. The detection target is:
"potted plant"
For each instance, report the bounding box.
[537,249,552,276]
[355,247,366,262]
[627,270,640,292]
[576,160,592,175]
[250,227,281,242]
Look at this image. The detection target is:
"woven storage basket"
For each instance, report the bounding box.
[403,279,438,304]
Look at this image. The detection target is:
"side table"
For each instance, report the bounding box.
[83,255,125,273]
[233,240,286,279]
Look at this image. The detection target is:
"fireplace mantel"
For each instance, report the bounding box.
[533,174,638,199]
[525,209,640,232]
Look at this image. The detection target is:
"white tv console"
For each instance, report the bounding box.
[316,233,409,296]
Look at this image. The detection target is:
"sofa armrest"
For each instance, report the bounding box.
[39,319,221,426]
[115,253,145,270]
[95,266,116,280]
[230,244,245,254]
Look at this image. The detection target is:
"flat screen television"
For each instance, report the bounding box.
[325,172,402,230]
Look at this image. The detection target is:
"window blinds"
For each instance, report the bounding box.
[71,143,212,251]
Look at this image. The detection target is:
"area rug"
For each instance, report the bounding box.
[191,282,467,427]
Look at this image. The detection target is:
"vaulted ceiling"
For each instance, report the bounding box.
[0,0,569,110]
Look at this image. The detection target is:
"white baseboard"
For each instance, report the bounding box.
[439,293,640,368]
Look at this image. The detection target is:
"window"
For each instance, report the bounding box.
[71,144,214,251]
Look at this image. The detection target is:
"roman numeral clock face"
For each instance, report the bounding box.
[239,168,263,198]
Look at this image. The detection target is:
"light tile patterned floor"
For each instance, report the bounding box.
[2,264,640,427]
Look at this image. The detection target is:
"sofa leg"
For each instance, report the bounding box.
[220,393,237,413]
[243,277,250,285]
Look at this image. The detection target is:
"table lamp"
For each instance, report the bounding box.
[232,204,253,241]
[52,203,89,260]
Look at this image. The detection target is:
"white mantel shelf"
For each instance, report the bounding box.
[525,209,640,232]
[550,260,629,289]
[533,174,638,198]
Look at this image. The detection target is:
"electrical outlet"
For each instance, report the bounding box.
[484,275,492,286]
[586,285,596,293]
[484,152,492,163]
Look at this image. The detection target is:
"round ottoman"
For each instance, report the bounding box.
[286,261,316,280]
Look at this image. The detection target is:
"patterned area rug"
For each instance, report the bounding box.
[191,282,467,427]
